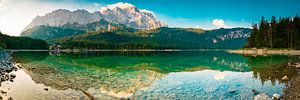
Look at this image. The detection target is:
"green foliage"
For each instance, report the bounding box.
[50,27,251,49]
[246,16,300,49]
[0,32,48,49]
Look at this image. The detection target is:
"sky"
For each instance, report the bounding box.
[0,0,300,36]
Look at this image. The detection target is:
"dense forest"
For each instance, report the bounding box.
[246,16,300,49]
[0,32,48,49]
[50,27,251,49]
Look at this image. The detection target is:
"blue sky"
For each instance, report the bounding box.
[70,0,300,28]
[1,0,300,35]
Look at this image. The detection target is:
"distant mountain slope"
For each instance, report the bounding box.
[21,19,136,40]
[23,2,166,31]
[22,25,85,40]
[49,27,251,49]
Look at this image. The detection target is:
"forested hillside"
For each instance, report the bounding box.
[246,16,300,49]
[0,32,48,49]
[50,27,251,49]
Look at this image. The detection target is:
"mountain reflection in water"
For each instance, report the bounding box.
[10,51,298,99]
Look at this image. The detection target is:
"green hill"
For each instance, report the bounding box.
[49,27,251,49]
[0,32,48,50]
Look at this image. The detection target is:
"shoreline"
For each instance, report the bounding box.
[284,69,300,99]
[6,49,230,52]
[227,49,300,55]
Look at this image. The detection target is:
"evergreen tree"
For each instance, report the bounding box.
[247,15,300,49]
[0,31,48,49]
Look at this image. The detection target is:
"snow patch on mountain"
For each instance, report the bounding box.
[99,2,166,29]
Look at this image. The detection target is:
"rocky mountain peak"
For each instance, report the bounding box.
[99,2,166,29]
[23,2,166,32]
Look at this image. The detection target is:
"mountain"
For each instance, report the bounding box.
[99,2,166,29]
[23,2,166,31]
[49,27,251,49]
[20,2,251,49]
[21,19,130,40]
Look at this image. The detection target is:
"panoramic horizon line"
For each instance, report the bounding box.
[2,0,300,36]
[0,1,252,36]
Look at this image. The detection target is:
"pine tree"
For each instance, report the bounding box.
[247,15,300,49]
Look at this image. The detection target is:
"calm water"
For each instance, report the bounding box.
[8,51,299,99]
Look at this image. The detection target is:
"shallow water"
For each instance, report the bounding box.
[6,51,299,99]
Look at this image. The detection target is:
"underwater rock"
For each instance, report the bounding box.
[252,89,260,95]
[296,64,300,68]
[253,93,271,100]
[281,76,288,81]
[229,89,237,93]
[272,94,280,100]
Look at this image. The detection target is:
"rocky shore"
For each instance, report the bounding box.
[284,73,300,99]
[228,49,300,56]
[252,61,300,100]
[0,50,19,99]
[283,61,300,100]
[229,49,300,100]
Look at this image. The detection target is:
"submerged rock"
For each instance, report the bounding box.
[252,89,260,95]
[296,64,300,68]
[281,76,288,81]
[253,93,271,100]
[272,94,280,100]
[229,89,237,93]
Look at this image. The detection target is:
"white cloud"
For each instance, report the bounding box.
[105,2,135,9]
[212,19,225,28]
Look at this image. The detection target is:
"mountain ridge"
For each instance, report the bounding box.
[23,2,166,32]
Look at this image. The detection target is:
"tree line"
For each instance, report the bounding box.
[0,32,48,49]
[246,16,300,49]
[59,41,175,50]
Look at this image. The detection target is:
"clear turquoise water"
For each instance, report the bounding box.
[12,51,298,99]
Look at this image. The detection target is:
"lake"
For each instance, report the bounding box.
[3,51,299,99]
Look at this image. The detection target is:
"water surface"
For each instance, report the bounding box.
[8,51,299,99]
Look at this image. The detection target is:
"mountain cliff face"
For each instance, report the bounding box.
[99,2,166,29]
[21,19,129,40]
[23,2,166,31]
